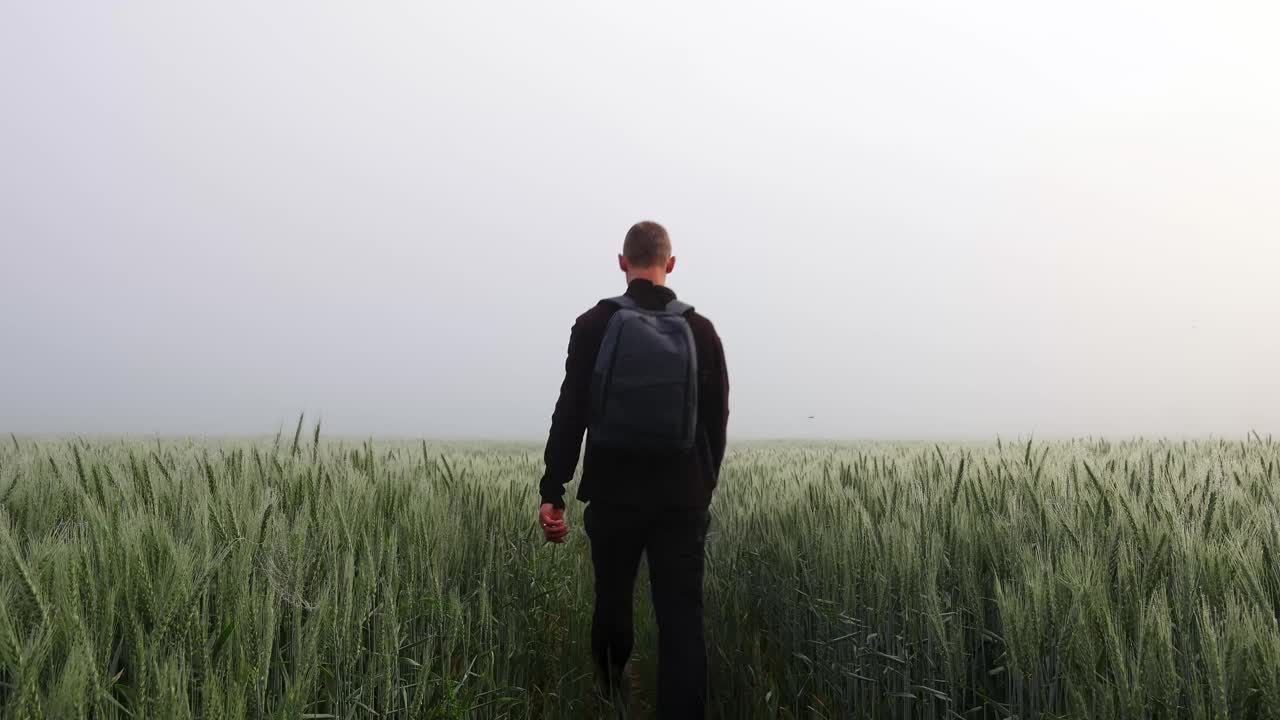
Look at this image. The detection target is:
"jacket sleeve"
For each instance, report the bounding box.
[703,323,730,480]
[538,315,595,508]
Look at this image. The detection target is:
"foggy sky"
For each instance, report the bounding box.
[2,1,1277,439]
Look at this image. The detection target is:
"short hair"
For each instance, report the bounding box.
[622,221,672,267]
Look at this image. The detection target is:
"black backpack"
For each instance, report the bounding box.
[589,295,699,452]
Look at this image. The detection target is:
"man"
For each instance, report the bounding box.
[538,220,729,719]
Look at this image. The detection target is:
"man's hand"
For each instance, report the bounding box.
[540,503,569,543]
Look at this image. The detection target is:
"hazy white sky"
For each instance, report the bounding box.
[2,1,1277,438]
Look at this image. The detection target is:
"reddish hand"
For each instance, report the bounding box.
[540,503,569,543]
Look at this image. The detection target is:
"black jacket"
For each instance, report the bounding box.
[539,279,729,509]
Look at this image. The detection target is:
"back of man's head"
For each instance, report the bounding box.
[622,221,672,268]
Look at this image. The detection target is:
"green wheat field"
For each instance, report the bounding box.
[2,426,1280,719]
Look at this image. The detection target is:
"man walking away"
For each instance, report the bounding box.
[538,221,729,719]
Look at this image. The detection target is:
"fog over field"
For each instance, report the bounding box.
[2,1,1277,438]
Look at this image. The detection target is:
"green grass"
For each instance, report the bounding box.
[2,430,1279,718]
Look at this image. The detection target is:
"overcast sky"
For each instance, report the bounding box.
[2,1,1277,439]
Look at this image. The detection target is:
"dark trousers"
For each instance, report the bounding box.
[584,502,710,720]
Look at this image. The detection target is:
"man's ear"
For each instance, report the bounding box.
[618,254,629,273]
[666,255,677,274]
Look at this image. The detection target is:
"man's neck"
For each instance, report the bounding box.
[627,273,666,287]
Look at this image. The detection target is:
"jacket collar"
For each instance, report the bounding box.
[625,278,677,302]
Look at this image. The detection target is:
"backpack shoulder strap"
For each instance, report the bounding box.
[603,295,637,310]
[665,299,694,315]
[602,295,691,314]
